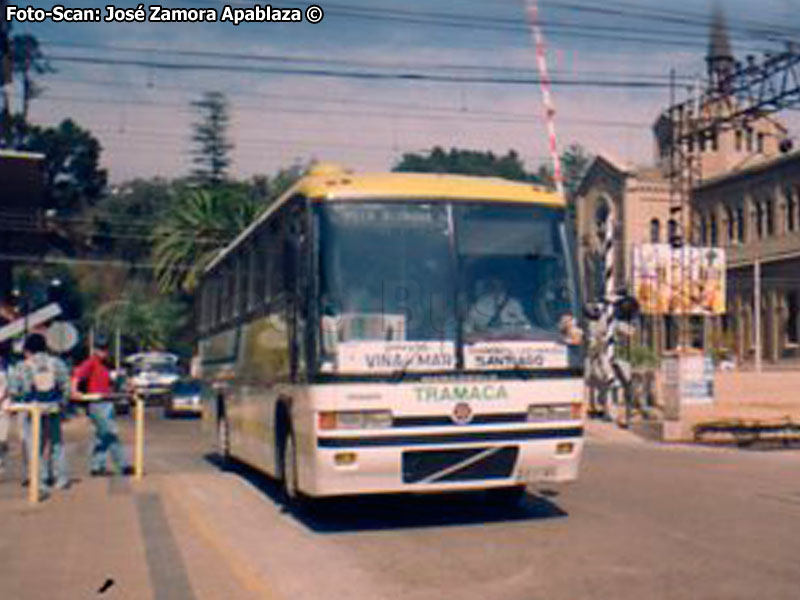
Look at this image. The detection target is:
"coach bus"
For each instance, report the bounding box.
[197,163,585,506]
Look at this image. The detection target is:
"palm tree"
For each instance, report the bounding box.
[153,185,261,293]
[153,167,303,293]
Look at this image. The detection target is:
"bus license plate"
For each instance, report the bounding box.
[520,466,556,482]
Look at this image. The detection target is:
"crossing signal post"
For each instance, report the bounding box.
[584,199,645,425]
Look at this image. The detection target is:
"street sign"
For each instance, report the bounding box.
[46,321,79,353]
[0,303,63,344]
[632,244,726,315]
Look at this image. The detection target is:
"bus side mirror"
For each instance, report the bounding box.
[559,314,584,346]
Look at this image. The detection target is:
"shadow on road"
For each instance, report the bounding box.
[697,438,800,451]
[205,453,568,533]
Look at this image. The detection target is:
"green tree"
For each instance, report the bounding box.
[92,178,175,262]
[152,185,260,293]
[394,146,539,181]
[12,33,53,123]
[1,23,52,144]
[535,143,594,201]
[12,263,85,322]
[535,144,594,226]
[153,168,302,293]
[100,294,190,354]
[19,119,107,213]
[1,0,13,130]
[191,91,233,186]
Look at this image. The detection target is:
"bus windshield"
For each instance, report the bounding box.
[316,201,576,375]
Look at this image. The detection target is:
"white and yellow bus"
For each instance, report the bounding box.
[198,164,585,506]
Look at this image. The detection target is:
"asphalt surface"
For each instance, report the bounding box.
[2,410,800,599]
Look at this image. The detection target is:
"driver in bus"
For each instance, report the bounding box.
[464,277,531,336]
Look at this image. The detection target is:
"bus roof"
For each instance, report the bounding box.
[296,165,563,206]
[205,165,563,274]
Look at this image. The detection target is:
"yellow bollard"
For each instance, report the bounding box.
[29,403,41,504]
[8,403,57,504]
[134,393,144,480]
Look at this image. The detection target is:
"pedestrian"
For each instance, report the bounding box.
[71,338,131,476]
[0,343,11,475]
[7,333,71,494]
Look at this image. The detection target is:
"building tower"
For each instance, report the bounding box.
[706,3,736,94]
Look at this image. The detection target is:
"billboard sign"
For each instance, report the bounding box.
[632,244,725,315]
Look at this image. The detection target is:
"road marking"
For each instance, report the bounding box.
[163,478,280,599]
[136,492,197,600]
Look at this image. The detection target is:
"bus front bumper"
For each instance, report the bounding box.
[302,428,584,497]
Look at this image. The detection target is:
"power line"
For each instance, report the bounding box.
[35,91,652,130]
[40,39,699,82]
[0,252,192,271]
[44,71,672,120]
[47,54,676,88]
[186,0,798,51]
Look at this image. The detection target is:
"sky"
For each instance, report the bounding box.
[7,0,800,183]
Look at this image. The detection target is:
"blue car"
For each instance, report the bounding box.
[163,379,203,418]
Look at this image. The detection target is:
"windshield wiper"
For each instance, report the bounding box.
[390,350,422,383]
[389,340,456,382]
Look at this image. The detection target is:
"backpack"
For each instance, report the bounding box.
[27,356,61,403]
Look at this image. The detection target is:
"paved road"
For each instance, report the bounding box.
[145,415,800,600]
[3,411,799,599]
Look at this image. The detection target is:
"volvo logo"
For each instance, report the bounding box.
[451,402,473,425]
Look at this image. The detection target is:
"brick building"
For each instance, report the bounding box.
[576,8,800,365]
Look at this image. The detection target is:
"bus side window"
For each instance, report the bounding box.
[267,215,283,306]
[246,241,257,313]
[233,251,243,319]
[214,271,224,327]
[286,198,311,382]
[261,204,291,382]
[258,229,270,308]
[225,259,236,323]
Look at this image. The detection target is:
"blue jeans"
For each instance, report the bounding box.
[88,402,127,473]
[22,410,69,490]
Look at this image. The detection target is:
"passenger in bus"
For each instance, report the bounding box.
[320,292,342,355]
[464,277,531,337]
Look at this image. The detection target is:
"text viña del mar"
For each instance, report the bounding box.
[4,4,325,25]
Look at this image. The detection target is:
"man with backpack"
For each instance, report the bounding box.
[0,343,10,475]
[71,338,130,476]
[8,333,71,494]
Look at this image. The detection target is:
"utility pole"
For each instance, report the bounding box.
[663,47,800,241]
[754,257,762,373]
[115,326,121,372]
[662,39,800,367]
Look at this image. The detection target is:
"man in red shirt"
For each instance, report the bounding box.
[72,339,130,476]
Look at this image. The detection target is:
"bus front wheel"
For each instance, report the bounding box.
[281,430,302,505]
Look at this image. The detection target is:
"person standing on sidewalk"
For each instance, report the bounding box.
[0,343,11,475]
[71,339,130,476]
[8,333,71,493]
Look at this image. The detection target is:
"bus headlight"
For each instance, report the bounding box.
[318,410,393,430]
[527,403,582,422]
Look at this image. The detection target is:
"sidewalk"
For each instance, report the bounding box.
[0,415,257,600]
[583,417,647,445]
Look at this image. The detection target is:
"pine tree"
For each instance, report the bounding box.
[190,91,233,186]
